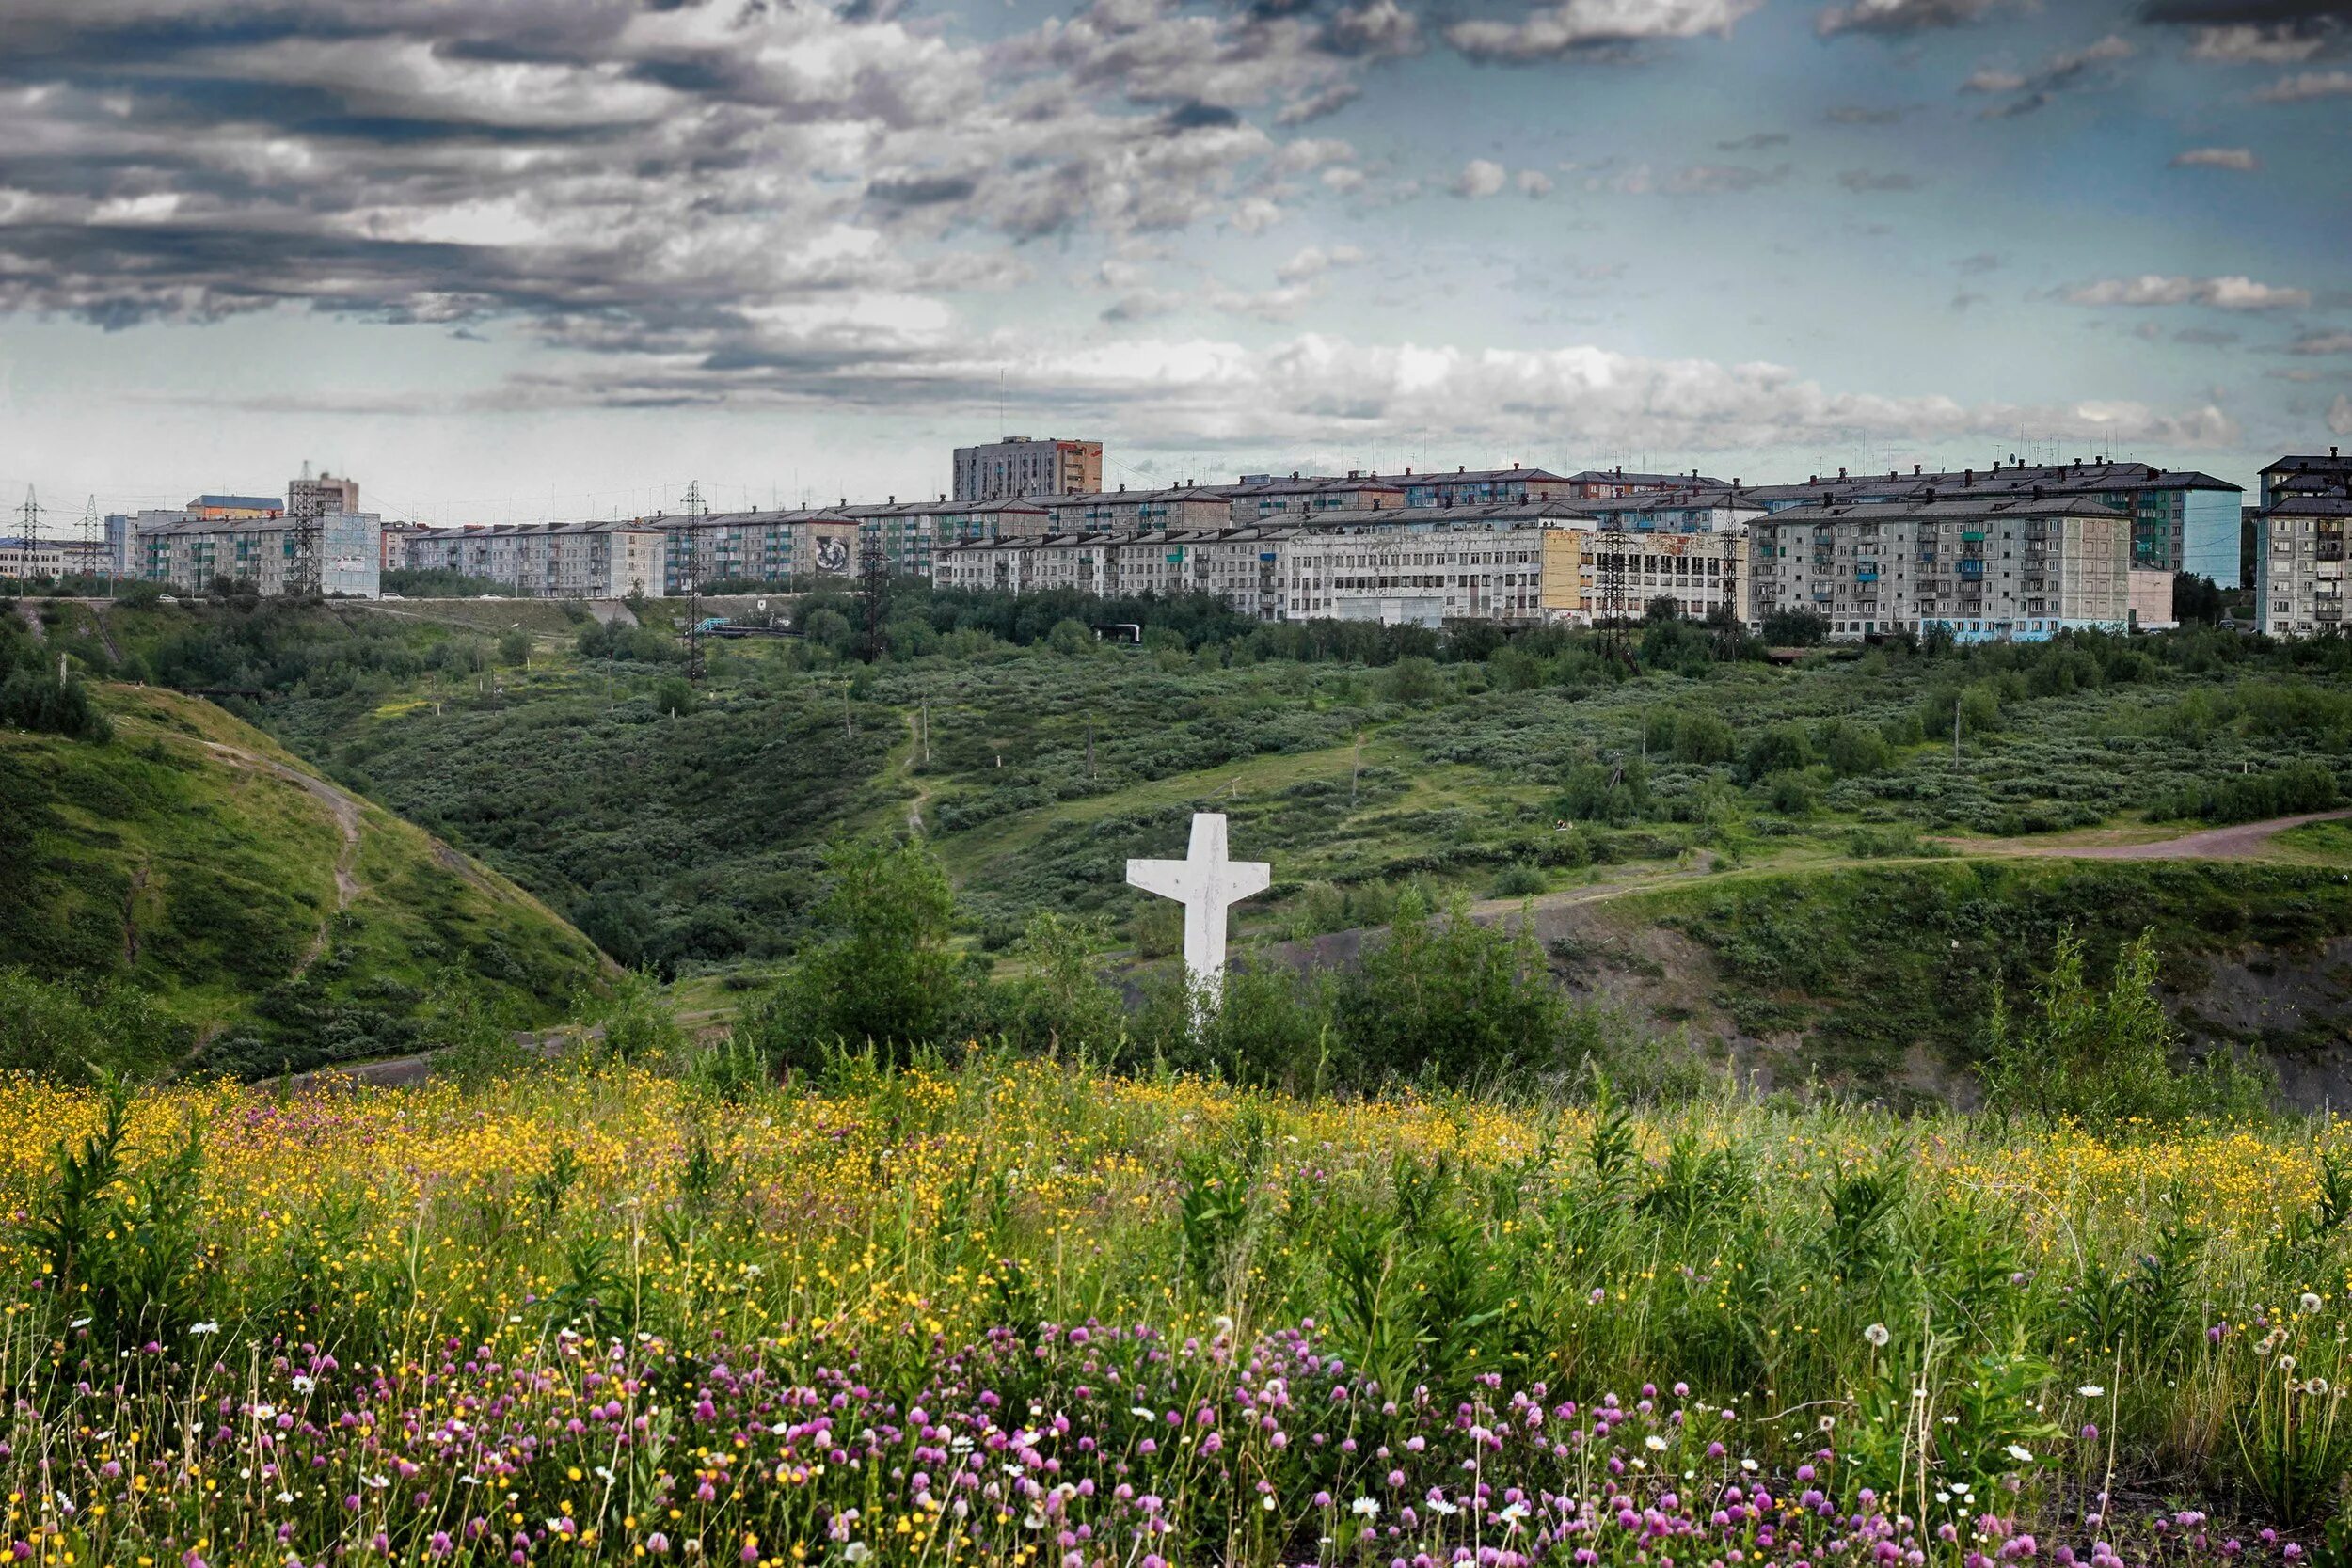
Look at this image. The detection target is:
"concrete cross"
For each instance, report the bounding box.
[1127,812,1269,1009]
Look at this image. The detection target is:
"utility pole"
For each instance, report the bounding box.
[844,680,854,739]
[1350,730,1362,808]
[1087,717,1096,783]
[920,695,930,763]
[1953,700,1962,768]
[685,579,706,683]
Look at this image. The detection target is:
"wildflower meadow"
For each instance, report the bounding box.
[3,1058,2347,1568]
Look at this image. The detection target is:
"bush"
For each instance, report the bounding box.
[0,669,111,742]
[2161,761,2339,825]
[0,969,184,1082]
[741,837,974,1070]
[994,912,1124,1053]
[1559,758,1649,825]
[1741,722,1812,782]
[1668,710,1736,766]
[1335,893,1569,1085]
[1489,863,1547,898]
[1980,927,2265,1124]
[1820,720,1891,779]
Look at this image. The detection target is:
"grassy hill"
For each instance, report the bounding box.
[0,679,611,1079]
[30,583,2352,1098]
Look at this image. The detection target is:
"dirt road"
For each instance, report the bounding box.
[1939,806,2352,862]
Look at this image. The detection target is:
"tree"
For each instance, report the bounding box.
[1761,609,1829,647]
[2173,572,2224,626]
[1336,892,1568,1084]
[1740,721,1813,782]
[995,912,1123,1053]
[745,837,970,1069]
[1979,928,2258,1124]
[1047,618,1094,656]
[498,628,532,667]
[1668,710,1736,766]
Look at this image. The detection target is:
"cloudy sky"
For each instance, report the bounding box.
[1,0,2347,524]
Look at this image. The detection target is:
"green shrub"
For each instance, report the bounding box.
[1669,710,1736,766]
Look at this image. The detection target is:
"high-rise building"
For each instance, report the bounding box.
[2253,446,2352,639]
[289,468,360,523]
[952,437,1102,502]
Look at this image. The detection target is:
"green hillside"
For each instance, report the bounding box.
[0,678,611,1080]
[32,583,2352,1098]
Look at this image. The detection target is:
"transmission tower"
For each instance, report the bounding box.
[682,480,707,517]
[78,495,100,581]
[1593,528,1632,665]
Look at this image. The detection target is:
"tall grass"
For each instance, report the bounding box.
[0,1059,2345,1562]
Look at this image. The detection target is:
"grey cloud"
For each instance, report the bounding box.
[1837,167,1921,190]
[1824,103,1913,121]
[1662,161,1791,194]
[1815,0,2017,38]
[1717,131,1791,150]
[1961,32,2136,116]
[1956,250,2003,273]
[0,0,1332,382]
[1443,0,1763,64]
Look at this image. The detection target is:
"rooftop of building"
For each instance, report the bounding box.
[409,518,667,539]
[1565,468,1730,487]
[1761,495,2129,524]
[191,494,285,512]
[940,526,1312,552]
[1744,460,2240,501]
[2266,485,2352,517]
[1226,472,1408,499]
[2265,449,2348,476]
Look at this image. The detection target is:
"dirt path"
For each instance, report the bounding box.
[89,605,122,663]
[1937,806,2352,862]
[902,709,934,834]
[14,600,44,641]
[200,738,364,975]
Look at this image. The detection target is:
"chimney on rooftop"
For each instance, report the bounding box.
[1838,467,1848,481]
[2033,484,2044,500]
[888,495,896,504]
[1914,464,1921,476]
[1458,465,1467,474]
[1963,469,1974,486]
[1292,470,1300,480]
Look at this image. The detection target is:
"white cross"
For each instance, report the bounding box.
[1126,812,1269,1009]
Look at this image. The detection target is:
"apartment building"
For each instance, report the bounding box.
[1045,484,1235,533]
[2254,478,2352,639]
[932,511,1639,627]
[1742,459,2240,578]
[1570,489,1764,535]
[1284,522,1550,626]
[403,520,667,599]
[1563,467,1728,499]
[952,437,1103,502]
[1396,466,1579,508]
[935,528,1299,618]
[1224,472,1406,523]
[1539,525,1751,626]
[1751,495,2130,642]
[0,539,66,580]
[646,510,864,591]
[288,469,360,523]
[2260,446,2350,508]
[139,511,383,597]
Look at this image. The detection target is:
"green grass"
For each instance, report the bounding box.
[0,682,611,1076]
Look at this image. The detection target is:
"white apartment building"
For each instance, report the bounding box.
[403,520,667,599]
[2255,483,2352,638]
[138,511,383,597]
[1751,496,2130,642]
